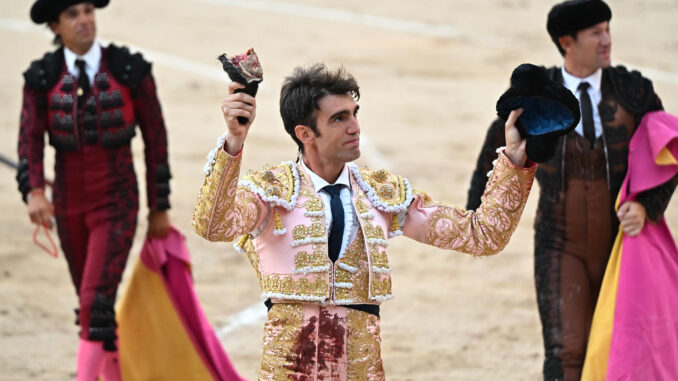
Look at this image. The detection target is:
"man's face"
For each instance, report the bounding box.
[49,3,96,54]
[309,94,361,165]
[567,21,612,71]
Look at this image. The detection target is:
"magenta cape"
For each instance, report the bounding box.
[117,226,245,380]
[583,111,678,380]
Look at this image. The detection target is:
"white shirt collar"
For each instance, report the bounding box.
[64,41,101,82]
[300,158,351,193]
[561,65,602,94]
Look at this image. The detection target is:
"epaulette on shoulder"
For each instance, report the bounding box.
[23,48,64,91]
[106,43,152,87]
[349,164,413,213]
[239,161,300,210]
[607,65,655,115]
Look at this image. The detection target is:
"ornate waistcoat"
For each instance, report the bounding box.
[46,63,136,151]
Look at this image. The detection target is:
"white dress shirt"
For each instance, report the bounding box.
[64,41,101,85]
[300,159,358,260]
[561,65,603,139]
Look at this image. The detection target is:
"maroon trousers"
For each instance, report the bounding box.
[53,143,138,349]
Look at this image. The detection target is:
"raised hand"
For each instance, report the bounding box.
[503,108,527,167]
[221,82,257,155]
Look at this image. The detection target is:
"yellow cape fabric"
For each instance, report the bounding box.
[117,258,214,380]
[656,146,678,165]
[581,231,624,381]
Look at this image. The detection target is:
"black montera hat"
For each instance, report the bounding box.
[547,0,611,44]
[31,0,109,24]
[496,63,581,163]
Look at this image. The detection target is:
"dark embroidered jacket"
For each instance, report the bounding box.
[17,44,171,210]
[466,65,675,222]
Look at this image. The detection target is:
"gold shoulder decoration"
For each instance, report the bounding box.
[238,161,300,211]
[348,163,413,213]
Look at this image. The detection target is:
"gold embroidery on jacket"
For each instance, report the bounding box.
[292,169,328,246]
[370,277,392,298]
[368,246,388,268]
[303,197,323,214]
[294,250,328,271]
[355,198,371,215]
[292,222,326,241]
[353,189,392,299]
[363,224,385,241]
[334,233,370,303]
[262,274,329,298]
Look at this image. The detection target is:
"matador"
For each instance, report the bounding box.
[194,63,535,379]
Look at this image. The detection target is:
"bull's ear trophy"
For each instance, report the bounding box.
[218,48,263,125]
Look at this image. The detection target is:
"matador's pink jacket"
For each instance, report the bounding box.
[193,145,536,305]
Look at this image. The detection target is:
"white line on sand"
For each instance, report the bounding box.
[216,302,267,337]
[194,0,462,39]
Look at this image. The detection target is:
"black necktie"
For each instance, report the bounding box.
[75,59,90,106]
[323,184,344,263]
[578,81,596,148]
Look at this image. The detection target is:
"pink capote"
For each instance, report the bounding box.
[120,226,244,380]
[606,111,678,379]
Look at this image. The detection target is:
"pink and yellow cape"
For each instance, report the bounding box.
[117,226,245,380]
[583,111,678,380]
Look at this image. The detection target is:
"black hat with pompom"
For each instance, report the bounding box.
[547,0,612,51]
[496,63,580,163]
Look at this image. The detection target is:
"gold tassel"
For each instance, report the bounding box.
[390,214,400,233]
[237,234,249,248]
[273,209,286,235]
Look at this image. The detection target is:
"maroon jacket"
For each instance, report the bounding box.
[17,44,170,211]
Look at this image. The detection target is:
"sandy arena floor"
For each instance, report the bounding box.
[1,1,677,380]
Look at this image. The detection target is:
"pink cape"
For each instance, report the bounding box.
[117,226,245,380]
[583,111,678,380]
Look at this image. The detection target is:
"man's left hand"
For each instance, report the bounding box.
[504,108,527,167]
[147,210,170,238]
[617,201,646,237]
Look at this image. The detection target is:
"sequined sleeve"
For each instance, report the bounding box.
[402,153,535,256]
[192,148,269,242]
